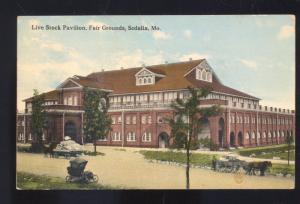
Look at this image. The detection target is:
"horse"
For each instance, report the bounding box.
[245,161,272,176]
[43,142,58,158]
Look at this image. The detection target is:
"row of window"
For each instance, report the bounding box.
[109,91,191,105]
[244,131,290,140]
[230,115,292,125]
[63,95,78,106]
[110,132,152,142]
[112,115,167,125]
[18,133,47,141]
[195,68,212,82]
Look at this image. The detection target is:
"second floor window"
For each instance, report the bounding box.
[132,116,136,124]
[117,116,122,124]
[126,116,131,124]
[141,115,147,124]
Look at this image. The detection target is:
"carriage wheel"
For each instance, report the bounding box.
[92,175,99,183]
[65,176,71,183]
[254,169,261,176]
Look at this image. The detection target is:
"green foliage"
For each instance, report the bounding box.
[254,150,295,161]
[267,164,295,176]
[83,151,105,156]
[198,138,219,150]
[17,172,116,190]
[31,89,46,150]
[83,88,112,152]
[236,144,295,157]
[167,87,223,189]
[168,87,223,149]
[139,150,219,167]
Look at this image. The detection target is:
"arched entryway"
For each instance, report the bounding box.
[197,118,211,140]
[230,132,235,147]
[238,132,243,146]
[158,132,169,148]
[218,118,225,148]
[65,121,77,141]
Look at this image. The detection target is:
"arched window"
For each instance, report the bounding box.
[206,72,211,81]
[281,131,285,137]
[245,132,250,139]
[143,78,147,84]
[139,78,142,84]
[257,132,261,139]
[263,132,266,138]
[251,132,255,139]
[202,70,207,80]
[268,132,271,138]
[148,77,152,83]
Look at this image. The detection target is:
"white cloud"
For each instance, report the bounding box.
[277,25,295,40]
[179,53,210,61]
[152,31,171,40]
[86,20,107,28]
[183,30,192,38]
[238,59,257,70]
[41,42,64,52]
[28,19,40,26]
[114,49,165,69]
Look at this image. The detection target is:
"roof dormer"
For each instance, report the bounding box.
[135,66,165,86]
[195,60,212,82]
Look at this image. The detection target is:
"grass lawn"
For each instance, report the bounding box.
[139,150,218,167]
[236,144,295,161]
[255,150,295,161]
[268,164,295,176]
[17,172,116,190]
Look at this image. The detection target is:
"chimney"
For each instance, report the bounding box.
[101,69,105,72]
[165,61,168,64]
[120,67,124,70]
[189,58,192,61]
[142,63,145,67]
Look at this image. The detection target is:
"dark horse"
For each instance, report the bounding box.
[43,142,58,158]
[245,161,272,176]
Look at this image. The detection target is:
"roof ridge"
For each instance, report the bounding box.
[86,59,204,76]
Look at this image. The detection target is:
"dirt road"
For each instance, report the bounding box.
[17,146,294,189]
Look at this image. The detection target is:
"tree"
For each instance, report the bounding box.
[285,132,294,166]
[31,89,46,152]
[83,88,112,154]
[167,87,223,189]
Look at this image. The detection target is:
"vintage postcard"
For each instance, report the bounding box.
[16,15,295,189]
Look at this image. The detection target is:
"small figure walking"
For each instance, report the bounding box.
[212,156,217,171]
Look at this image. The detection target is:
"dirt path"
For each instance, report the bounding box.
[17,146,294,189]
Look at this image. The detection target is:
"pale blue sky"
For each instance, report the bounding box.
[17,15,295,111]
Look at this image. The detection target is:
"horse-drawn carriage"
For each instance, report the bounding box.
[65,158,99,183]
[212,155,272,176]
[213,155,246,173]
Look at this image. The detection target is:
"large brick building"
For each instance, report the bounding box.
[17,59,295,149]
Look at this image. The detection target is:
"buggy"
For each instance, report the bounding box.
[65,158,99,183]
[215,155,247,173]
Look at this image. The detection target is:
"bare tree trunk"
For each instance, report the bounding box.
[288,143,290,166]
[94,139,97,154]
[186,144,190,189]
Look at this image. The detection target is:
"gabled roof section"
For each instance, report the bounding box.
[24,90,59,102]
[56,78,82,89]
[184,59,222,84]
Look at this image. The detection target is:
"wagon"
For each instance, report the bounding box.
[215,156,247,173]
[65,158,99,183]
[53,149,82,159]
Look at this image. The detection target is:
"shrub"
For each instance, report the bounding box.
[29,143,44,153]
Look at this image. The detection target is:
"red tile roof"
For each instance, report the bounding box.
[84,59,259,100]
[24,59,259,101]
